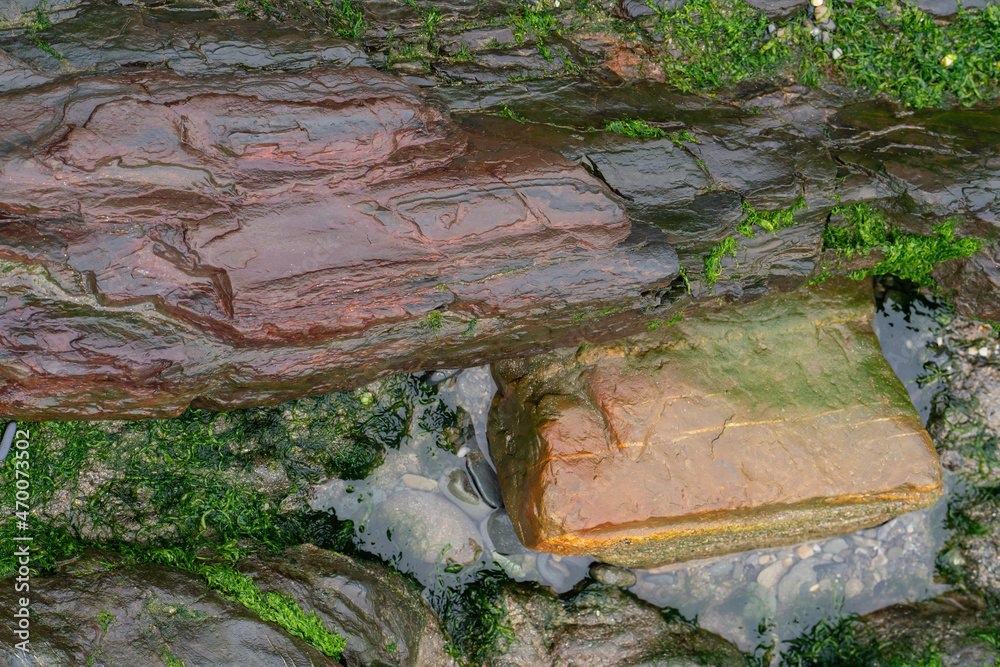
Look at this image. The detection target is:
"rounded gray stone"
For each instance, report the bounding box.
[590,562,638,588]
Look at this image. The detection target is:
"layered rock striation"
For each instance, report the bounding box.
[0,68,677,419]
[488,278,943,567]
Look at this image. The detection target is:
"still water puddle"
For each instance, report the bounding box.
[310,280,956,653]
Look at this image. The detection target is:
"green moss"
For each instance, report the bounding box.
[769,613,992,667]
[498,102,528,122]
[669,130,700,147]
[98,610,115,635]
[508,1,559,44]
[834,0,1000,108]
[648,0,1000,107]
[650,0,795,92]
[704,198,809,286]
[677,265,692,294]
[422,310,444,334]
[453,43,474,62]
[437,569,514,664]
[823,204,984,286]
[945,482,1000,538]
[0,373,484,660]
[328,0,366,40]
[649,311,683,331]
[604,117,667,139]
[0,374,444,579]
[233,0,365,39]
[25,2,63,61]
[199,564,345,658]
[163,652,188,667]
[737,197,806,237]
[704,235,742,286]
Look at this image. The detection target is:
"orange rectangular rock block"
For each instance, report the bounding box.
[488,278,943,567]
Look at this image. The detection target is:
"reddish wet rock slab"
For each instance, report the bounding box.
[488,278,943,568]
[0,67,678,419]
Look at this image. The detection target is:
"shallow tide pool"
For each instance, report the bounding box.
[310,278,957,653]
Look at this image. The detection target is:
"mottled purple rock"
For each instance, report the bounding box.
[0,67,677,419]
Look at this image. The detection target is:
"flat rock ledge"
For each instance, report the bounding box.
[488,278,943,568]
[0,67,677,420]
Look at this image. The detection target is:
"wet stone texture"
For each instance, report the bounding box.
[487,581,748,667]
[0,552,342,667]
[860,595,1000,666]
[239,545,457,667]
[0,546,455,667]
[0,67,677,420]
[926,315,1000,605]
[447,83,1000,315]
[489,277,943,568]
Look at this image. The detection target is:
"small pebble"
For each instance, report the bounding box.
[456,445,469,458]
[757,561,786,588]
[832,47,843,59]
[446,469,482,506]
[823,538,849,554]
[821,31,832,44]
[590,563,638,588]
[402,473,438,492]
[815,4,829,19]
[796,544,814,559]
[845,577,864,598]
[810,0,823,6]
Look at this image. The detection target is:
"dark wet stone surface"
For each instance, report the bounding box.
[0,0,82,23]
[488,582,748,666]
[240,544,458,667]
[0,545,456,666]
[0,551,343,666]
[618,0,685,19]
[860,595,999,666]
[743,0,811,18]
[487,508,529,555]
[448,82,998,310]
[0,1,369,81]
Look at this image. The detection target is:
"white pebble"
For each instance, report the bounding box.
[832,47,843,59]
[401,473,438,492]
[979,347,990,357]
[456,445,469,458]
[810,0,824,6]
